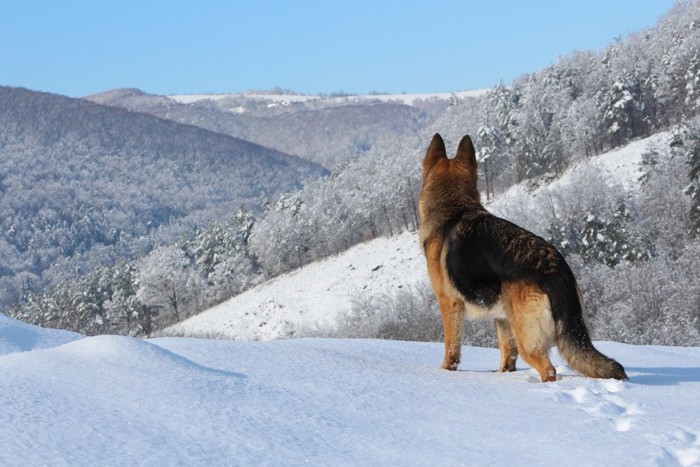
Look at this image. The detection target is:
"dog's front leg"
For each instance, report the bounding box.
[423,239,464,370]
[439,296,465,370]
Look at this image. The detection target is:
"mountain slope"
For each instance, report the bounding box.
[85,88,442,168]
[166,132,665,341]
[0,316,698,465]
[167,89,488,105]
[0,86,327,309]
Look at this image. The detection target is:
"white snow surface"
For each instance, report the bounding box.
[1,316,699,465]
[168,89,488,106]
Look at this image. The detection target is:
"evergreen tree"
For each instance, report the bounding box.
[684,130,700,236]
[580,203,650,267]
[600,71,650,147]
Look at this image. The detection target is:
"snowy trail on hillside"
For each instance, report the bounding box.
[1,313,699,466]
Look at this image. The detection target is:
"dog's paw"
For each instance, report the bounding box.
[498,362,517,372]
[441,360,459,371]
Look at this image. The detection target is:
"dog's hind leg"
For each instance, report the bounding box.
[495,318,518,372]
[503,282,557,383]
[515,344,556,382]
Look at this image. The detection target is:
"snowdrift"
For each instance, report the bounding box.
[0,314,698,465]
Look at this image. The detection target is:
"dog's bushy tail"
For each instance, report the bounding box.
[545,276,628,380]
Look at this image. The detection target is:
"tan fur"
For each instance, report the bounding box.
[423,239,465,370]
[495,319,518,372]
[502,282,557,382]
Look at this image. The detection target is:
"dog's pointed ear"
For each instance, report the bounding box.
[455,134,477,171]
[424,133,447,172]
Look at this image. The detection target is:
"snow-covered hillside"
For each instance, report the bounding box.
[1,312,698,465]
[168,89,487,106]
[167,231,425,340]
[169,132,668,341]
[495,130,670,207]
[488,131,672,232]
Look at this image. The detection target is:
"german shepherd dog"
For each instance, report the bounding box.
[419,134,627,382]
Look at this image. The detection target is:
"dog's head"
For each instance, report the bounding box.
[419,133,481,220]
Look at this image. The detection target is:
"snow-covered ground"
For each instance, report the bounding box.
[169,132,670,341]
[168,89,487,106]
[1,312,698,465]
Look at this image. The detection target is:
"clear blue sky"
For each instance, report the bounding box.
[0,0,678,97]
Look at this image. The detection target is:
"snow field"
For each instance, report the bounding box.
[0,313,698,466]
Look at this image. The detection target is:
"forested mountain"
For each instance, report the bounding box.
[0,86,326,313]
[85,88,446,168]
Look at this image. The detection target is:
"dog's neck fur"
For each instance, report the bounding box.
[418,176,485,249]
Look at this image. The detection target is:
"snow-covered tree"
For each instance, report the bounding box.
[136,245,203,325]
[601,72,648,146]
[579,203,650,267]
[679,122,700,236]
